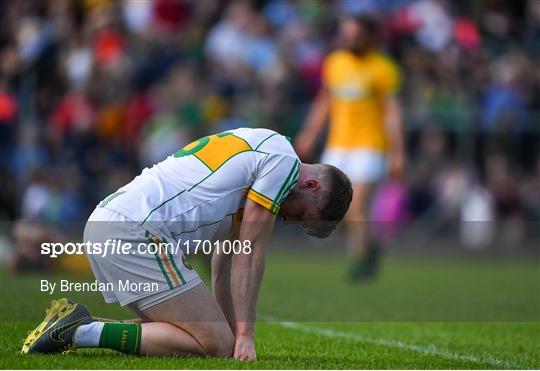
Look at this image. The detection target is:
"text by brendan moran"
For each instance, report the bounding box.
[40,279,159,295]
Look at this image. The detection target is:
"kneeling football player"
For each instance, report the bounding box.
[22,128,352,361]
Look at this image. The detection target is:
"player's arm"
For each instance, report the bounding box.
[230,198,276,361]
[294,88,331,160]
[384,95,405,179]
[212,237,237,333]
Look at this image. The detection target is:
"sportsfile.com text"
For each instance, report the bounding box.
[41,239,252,258]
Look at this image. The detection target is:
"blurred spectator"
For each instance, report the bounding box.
[122,0,154,34]
[0,0,537,252]
[205,2,254,73]
[0,78,17,155]
[8,221,56,272]
[410,0,453,52]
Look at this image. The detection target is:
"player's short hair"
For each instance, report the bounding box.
[314,165,353,238]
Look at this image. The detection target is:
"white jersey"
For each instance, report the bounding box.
[99,128,300,243]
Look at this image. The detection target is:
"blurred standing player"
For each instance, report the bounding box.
[295,15,405,281]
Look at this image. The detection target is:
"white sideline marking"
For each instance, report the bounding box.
[262,316,523,369]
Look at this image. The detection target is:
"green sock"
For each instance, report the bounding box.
[98,323,142,355]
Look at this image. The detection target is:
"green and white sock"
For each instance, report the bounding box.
[74,322,142,354]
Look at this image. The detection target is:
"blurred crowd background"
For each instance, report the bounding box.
[1,0,539,259]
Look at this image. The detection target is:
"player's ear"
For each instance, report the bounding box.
[302,179,320,191]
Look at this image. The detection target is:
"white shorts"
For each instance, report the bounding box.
[83,207,202,310]
[322,148,387,184]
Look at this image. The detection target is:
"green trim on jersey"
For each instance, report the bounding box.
[279,165,301,205]
[193,154,213,172]
[170,210,238,239]
[174,136,210,158]
[275,160,300,207]
[99,191,125,208]
[281,175,299,204]
[230,133,253,150]
[139,190,187,226]
[255,132,279,150]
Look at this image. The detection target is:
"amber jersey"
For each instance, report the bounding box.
[322,50,401,152]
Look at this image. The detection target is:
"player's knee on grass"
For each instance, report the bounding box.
[198,323,234,358]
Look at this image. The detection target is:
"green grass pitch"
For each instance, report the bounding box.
[1,251,539,369]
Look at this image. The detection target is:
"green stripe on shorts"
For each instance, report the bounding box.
[162,237,186,285]
[146,231,174,289]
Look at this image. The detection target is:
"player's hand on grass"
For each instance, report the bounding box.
[233,335,256,361]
